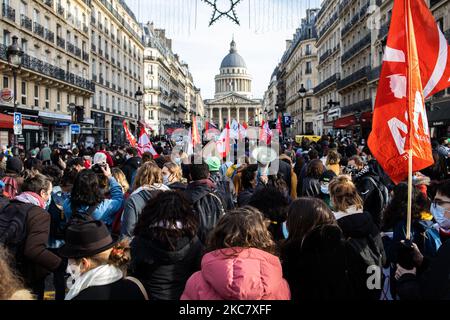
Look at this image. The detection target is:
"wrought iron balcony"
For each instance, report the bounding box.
[341,2,370,38]
[44,0,53,8]
[33,22,45,38]
[0,45,94,92]
[92,74,97,82]
[83,52,89,62]
[67,42,75,54]
[44,29,55,43]
[98,48,103,56]
[57,36,65,49]
[341,33,371,64]
[319,11,338,39]
[337,66,371,91]
[314,73,340,94]
[57,5,64,16]
[339,0,352,15]
[341,99,372,116]
[21,15,32,31]
[319,49,331,65]
[2,4,15,22]
[368,66,381,82]
[106,80,110,87]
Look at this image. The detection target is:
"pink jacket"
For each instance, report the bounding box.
[181,248,291,300]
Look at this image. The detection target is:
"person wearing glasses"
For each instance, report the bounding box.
[395,179,450,300]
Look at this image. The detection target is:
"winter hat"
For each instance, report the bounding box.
[205,157,221,172]
[6,156,23,174]
[93,152,107,165]
[30,149,38,157]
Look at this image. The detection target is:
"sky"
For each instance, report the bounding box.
[126,0,322,100]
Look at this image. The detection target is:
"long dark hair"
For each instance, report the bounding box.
[283,198,337,247]
[70,169,104,212]
[382,183,430,231]
[133,191,199,250]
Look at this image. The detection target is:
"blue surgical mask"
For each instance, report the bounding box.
[174,157,181,165]
[320,184,329,195]
[163,175,170,185]
[282,221,289,239]
[431,203,450,230]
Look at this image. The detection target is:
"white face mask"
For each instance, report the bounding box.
[163,174,170,185]
[320,184,329,195]
[66,259,83,290]
[431,203,450,230]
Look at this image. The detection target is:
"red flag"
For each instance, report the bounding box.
[276,115,283,136]
[123,120,137,147]
[192,115,201,146]
[259,120,273,145]
[205,120,217,131]
[368,0,450,184]
[137,126,158,157]
[216,121,230,158]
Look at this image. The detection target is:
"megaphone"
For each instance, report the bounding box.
[251,146,277,165]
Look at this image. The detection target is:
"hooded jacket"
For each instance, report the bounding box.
[121,156,142,186]
[181,248,291,300]
[130,236,203,300]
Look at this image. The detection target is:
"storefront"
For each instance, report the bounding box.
[112,116,126,146]
[428,101,450,139]
[38,111,72,145]
[333,111,373,139]
[0,113,42,149]
[91,111,106,143]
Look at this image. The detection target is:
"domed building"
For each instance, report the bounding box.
[205,39,262,129]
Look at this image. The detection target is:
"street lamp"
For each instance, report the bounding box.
[354,109,363,139]
[172,105,177,123]
[68,102,76,147]
[134,87,143,136]
[298,83,307,135]
[6,36,24,147]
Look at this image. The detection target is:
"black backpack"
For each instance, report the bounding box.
[193,190,226,243]
[0,199,34,256]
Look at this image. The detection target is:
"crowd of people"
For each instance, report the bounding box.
[0,134,449,301]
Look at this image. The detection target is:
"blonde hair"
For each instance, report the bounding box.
[326,150,340,166]
[0,246,35,300]
[163,162,183,182]
[111,168,129,193]
[132,161,162,190]
[329,175,363,212]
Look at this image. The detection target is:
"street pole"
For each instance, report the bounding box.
[301,98,304,135]
[13,70,17,147]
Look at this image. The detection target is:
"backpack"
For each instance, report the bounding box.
[193,190,226,243]
[364,176,390,210]
[0,199,34,256]
[412,220,442,258]
[67,204,99,227]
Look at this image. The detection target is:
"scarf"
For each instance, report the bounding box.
[65,264,123,300]
[189,179,216,190]
[15,192,45,209]
[131,184,170,196]
[354,165,371,180]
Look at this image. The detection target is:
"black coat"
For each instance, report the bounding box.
[277,160,292,193]
[130,236,203,300]
[72,278,147,300]
[237,188,254,207]
[281,225,357,300]
[336,211,386,300]
[301,177,321,198]
[121,157,142,185]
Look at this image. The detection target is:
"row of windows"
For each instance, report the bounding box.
[95,91,137,117]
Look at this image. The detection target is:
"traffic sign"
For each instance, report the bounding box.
[13,124,22,135]
[70,124,81,134]
[14,112,22,125]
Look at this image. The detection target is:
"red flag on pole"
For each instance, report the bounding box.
[216,121,230,158]
[259,120,273,144]
[276,115,283,137]
[368,0,450,185]
[191,115,201,146]
[123,120,137,147]
[137,126,159,157]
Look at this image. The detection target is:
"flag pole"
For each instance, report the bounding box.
[406,149,413,240]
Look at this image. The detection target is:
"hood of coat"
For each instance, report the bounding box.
[132,236,201,265]
[335,210,374,238]
[353,165,371,181]
[300,224,344,252]
[199,248,286,300]
[124,156,142,170]
[186,179,216,203]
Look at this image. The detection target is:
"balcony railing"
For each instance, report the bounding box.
[43,0,53,8]
[91,43,96,51]
[106,80,110,87]
[0,44,94,91]
[341,99,372,116]
[98,48,103,56]
[75,47,81,57]
[82,52,89,62]
[368,66,381,82]
[318,11,338,39]
[341,2,370,38]
[314,73,340,94]
[337,66,371,91]
[33,22,45,38]
[92,74,97,82]
[57,5,64,16]
[44,29,55,43]
[57,36,65,49]
[339,0,352,15]
[341,33,371,64]
[2,4,15,22]
[21,15,32,31]
[67,42,75,54]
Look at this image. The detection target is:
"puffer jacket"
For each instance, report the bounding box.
[181,248,291,300]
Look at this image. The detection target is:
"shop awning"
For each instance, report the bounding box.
[333,112,372,129]
[0,113,42,130]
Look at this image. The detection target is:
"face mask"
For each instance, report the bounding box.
[45,194,52,210]
[282,221,289,239]
[163,175,170,185]
[431,203,450,230]
[126,154,132,160]
[320,184,329,195]
[66,259,82,290]
[174,157,181,165]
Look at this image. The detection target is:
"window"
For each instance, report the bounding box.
[57,24,62,38]
[3,30,11,46]
[21,81,26,105]
[92,59,96,76]
[34,85,39,108]
[150,109,154,120]
[437,18,444,31]
[306,98,312,111]
[66,30,71,44]
[306,62,312,74]
[112,96,116,111]
[3,77,8,88]
[20,1,27,16]
[21,39,28,53]
[45,16,50,30]
[45,88,49,109]
[57,91,61,111]
[33,9,40,24]
[306,79,312,90]
[305,44,311,55]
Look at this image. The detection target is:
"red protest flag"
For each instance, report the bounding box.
[191,115,201,146]
[216,121,230,158]
[276,115,283,136]
[368,0,450,184]
[123,120,137,148]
